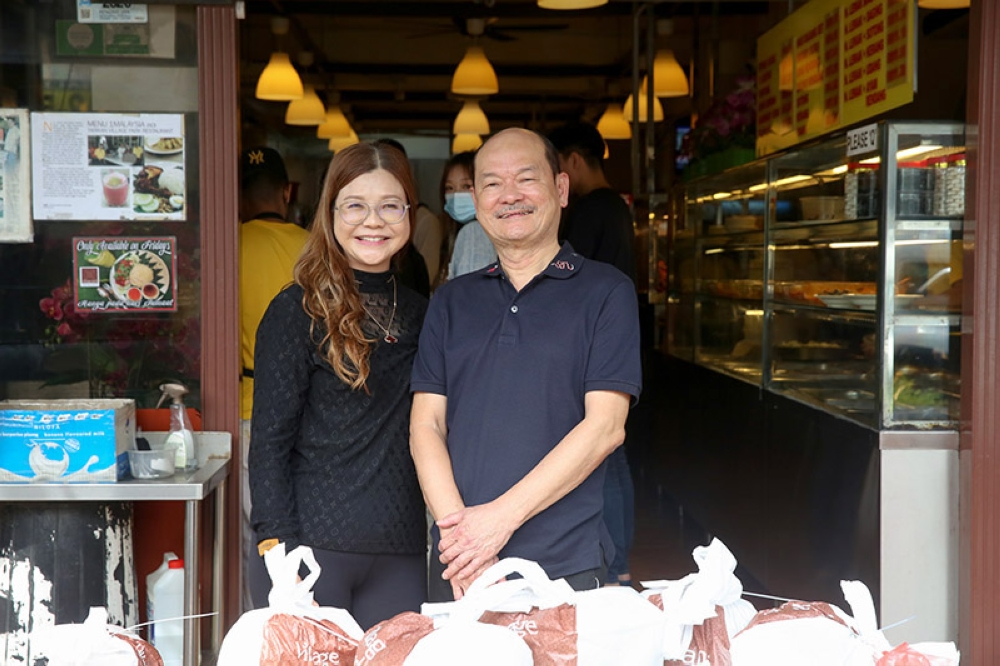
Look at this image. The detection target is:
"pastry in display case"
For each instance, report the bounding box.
[666,121,964,430]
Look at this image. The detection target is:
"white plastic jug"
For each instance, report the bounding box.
[147,552,184,666]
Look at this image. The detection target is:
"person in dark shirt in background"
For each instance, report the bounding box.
[250,142,428,628]
[548,121,636,281]
[549,121,638,588]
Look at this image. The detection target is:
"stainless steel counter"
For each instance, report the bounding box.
[0,456,230,666]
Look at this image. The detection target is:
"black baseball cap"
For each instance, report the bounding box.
[240,146,288,187]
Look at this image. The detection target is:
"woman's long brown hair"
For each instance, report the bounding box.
[294,142,418,389]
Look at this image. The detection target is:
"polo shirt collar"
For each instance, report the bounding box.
[481,242,582,281]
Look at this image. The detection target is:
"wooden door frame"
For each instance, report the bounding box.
[197,4,241,629]
[964,0,1000,662]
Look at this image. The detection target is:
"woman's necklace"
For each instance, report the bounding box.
[361,275,398,344]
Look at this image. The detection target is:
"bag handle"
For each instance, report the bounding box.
[265,544,322,608]
[465,557,575,603]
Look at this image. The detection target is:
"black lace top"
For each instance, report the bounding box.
[249,270,428,555]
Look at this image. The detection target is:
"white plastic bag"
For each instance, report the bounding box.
[729,580,960,666]
[422,557,664,666]
[217,544,363,665]
[354,612,436,665]
[31,607,162,666]
[403,620,534,666]
[641,538,757,664]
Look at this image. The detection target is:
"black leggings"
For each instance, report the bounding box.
[312,549,426,630]
[251,547,426,630]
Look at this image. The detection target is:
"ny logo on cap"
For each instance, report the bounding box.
[248,150,265,165]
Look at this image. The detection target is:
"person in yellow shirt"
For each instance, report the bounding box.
[239,146,309,610]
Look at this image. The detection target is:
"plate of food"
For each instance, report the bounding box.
[144,136,184,155]
[110,250,170,303]
[133,165,185,214]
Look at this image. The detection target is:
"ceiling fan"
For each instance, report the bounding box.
[405,16,570,43]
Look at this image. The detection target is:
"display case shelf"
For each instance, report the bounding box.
[666,121,965,430]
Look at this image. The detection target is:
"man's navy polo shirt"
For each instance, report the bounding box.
[411,242,642,578]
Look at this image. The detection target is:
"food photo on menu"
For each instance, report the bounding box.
[73,237,177,313]
[87,134,144,167]
[134,135,185,216]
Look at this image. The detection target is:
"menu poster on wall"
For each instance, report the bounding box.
[31,113,186,222]
[0,110,32,243]
[757,0,915,156]
[72,236,177,313]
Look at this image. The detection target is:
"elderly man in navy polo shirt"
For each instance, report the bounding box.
[410,128,642,601]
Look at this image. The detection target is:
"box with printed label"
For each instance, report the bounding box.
[0,399,135,482]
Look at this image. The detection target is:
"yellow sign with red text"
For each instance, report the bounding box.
[756,0,914,156]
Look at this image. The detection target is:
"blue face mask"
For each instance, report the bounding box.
[444,192,477,223]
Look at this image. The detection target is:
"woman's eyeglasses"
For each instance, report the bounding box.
[333,199,410,225]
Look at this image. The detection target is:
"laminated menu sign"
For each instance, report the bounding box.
[31,112,186,222]
[73,236,177,312]
[0,109,32,243]
[757,0,915,156]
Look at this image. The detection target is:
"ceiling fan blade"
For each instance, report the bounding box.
[495,24,571,32]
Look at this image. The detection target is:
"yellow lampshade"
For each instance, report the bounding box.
[917,0,968,7]
[255,52,304,101]
[452,134,483,153]
[623,79,664,122]
[538,0,609,8]
[329,130,360,153]
[596,103,631,140]
[453,100,490,135]
[652,50,689,98]
[451,46,499,96]
[317,106,352,139]
[285,85,326,125]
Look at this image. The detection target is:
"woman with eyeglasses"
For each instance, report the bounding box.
[249,142,428,628]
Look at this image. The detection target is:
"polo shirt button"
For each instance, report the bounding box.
[510,305,518,313]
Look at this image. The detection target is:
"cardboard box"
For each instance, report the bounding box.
[0,399,135,482]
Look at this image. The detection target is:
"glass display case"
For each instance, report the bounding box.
[667,121,964,429]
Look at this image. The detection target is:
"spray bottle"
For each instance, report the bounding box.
[157,382,198,471]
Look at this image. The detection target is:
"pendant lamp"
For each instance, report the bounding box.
[623,78,664,123]
[596,103,631,140]
[452,134,483,153]
[538,0,609,8]
[652,50,689,97]
[917,0,968,7]
[255,17,303,101]
[256,52,304,101]
[453,100,490,135]
[317,105,352,139]
[329,130,360,153]
[451,46,499,96]
[285,85,326,125]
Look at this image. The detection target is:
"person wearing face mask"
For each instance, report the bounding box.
[440,151,497,282]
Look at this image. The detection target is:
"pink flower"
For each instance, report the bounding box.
[51,281,72,302]
[40,297,64,321]
[56,322,74,339]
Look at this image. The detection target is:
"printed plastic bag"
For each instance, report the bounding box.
[876,642,960,666]
[31,607,163,666]
[641,538,757,665]
[404,619,535,666]
[730,580,960,666]
[354,612,436,665]
[422,557,664,666]
[217,544,363,666]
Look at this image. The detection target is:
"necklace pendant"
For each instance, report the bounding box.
[384,334,398,344]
